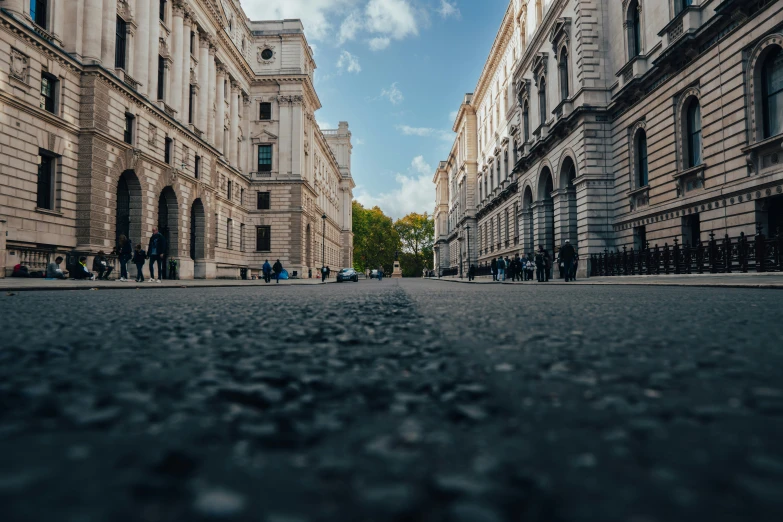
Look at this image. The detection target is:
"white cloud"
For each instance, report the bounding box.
[243,0,360,41]
[380,83,404,105]
[368,36,391,51]
[365,0,420,40]
[336,50,362,73]
[437,0,460,19]
[355,156,435,219]
[317,120,335,129]
[338,11,363,44]
[396,125,453,142]
[355,138,366,146]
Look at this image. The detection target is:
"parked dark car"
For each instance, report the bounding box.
[336,268,359,283]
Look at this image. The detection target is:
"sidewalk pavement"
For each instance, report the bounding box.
[0,277,343,292]
[433,272,783,289]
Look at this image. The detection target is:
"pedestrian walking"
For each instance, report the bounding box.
[526,256,535,281]
[117,234,132,282]
[132,244,146,282]
[377,265,384,281]
[468,264,476,281]
[520,254,528,281]
[556,250,564,280]
[505,256,513,282]
[147,227,167,283]
[321,265,328,283]
[490,257,498,281]
[543,248,552,282]
[262,260,272,283]
[273,259,283,283]
[92,251,114,280]
[535,247,545,282]
[497,256,506,282]
[560,239,576,282]
[326,266,331,281]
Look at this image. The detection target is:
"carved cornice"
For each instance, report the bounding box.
[473,2,516,107]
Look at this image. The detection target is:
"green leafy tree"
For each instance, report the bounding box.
[394,212,435,277]
[352,201,401,274]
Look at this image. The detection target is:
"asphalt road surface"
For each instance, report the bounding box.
[1,280,782,522]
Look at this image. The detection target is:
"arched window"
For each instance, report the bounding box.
[762,46,783,139]
[685,98,702,168]
[635,130,649,187]
[629,0,642,59]
[523,101,530,142]
[559,50,569,101]
[538,78,547,125]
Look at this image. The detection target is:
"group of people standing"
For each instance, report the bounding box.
[468,241,579,283]
[114,228,168,282]
[261,260,285,283]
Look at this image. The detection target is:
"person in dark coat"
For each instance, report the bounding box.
[543,248,552,282]
[92,251,113,280]
[535,247,546,282]
[468,264,476,282]
[73,256,94,280]
[147,228,167,283]
[132,244,147,282]
[490,257,498,281]
[272,259,283,283]
[117,235,132,282]
[560,240,576,282]
[262,260,272,283]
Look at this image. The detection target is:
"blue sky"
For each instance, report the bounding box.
[243,0,509,219]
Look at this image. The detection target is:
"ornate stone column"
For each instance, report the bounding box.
[82,0,104,64]
[101,0,117,67]
[147,0,160,99]
[242,94,251,173]
[181,13,192,124]
[198,34,210,133]
[215,65,226,154]
[133,0,150,94]
[52,0,66,47]
[170,1,184,116]
[207,45,217,144]
[229,82,239,167]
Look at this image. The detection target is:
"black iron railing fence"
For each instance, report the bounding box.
[441,267,459,277]
[589,226,783,277]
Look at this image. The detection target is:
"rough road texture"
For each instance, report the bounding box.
[1,280,782,522]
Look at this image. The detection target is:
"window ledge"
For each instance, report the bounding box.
[741,134,783,155]
[35,207,63,217]
[672,163,706,181]
[627,185,650,198]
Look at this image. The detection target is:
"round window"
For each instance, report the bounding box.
[261,49,273,60]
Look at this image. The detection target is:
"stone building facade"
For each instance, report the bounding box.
[0,0,353,278]
[434,0,783,278]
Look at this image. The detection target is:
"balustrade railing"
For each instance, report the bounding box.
[589,226,783,277]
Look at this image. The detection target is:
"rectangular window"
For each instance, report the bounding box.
[124,113,134,144]
[227,219,233,249]
[159,0,166,22]
[258,145,272,172]
[257,191,270,210]
[240,223,245,252]
[240,188,244,206]
[256,225,271,252]
[157,56,165,100]
[30,0,48,29]
[194,155,200,179]
[40,73,57,113]
[188,85,194,124]
[227,181,232,201]
[37,149,55,210]
[259,102,272,120]
[190,31,195,55]
[115,16,127,69]
[164,137,172,164]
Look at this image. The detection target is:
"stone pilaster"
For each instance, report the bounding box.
[101,0,117,66]
[198,34,210,133]
[207,46,217,144]
[169,2,184,116]
[82,0,104,64]
[134,0,150,95]
[147,0,160,99]
[229,81,239,167]
[181,13,192,124]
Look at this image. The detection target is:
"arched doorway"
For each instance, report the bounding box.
[560,157,578,250]
[190,198,205,262]
[115,170,142,247]
[157,187,178,279]
[522,187,534,255]
[306,224,312,271]
[537,167,555,255]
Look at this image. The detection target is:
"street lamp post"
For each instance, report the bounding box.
[321,214,327,280]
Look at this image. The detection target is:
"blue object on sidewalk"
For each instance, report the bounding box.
[279,270,289,280]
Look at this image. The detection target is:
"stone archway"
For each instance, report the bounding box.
[536,167,555,255]
[522,185,535,255]
[190,198,206,262]
[157,186,179,279]
[558,156,579,251]
[115,169,143,248]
